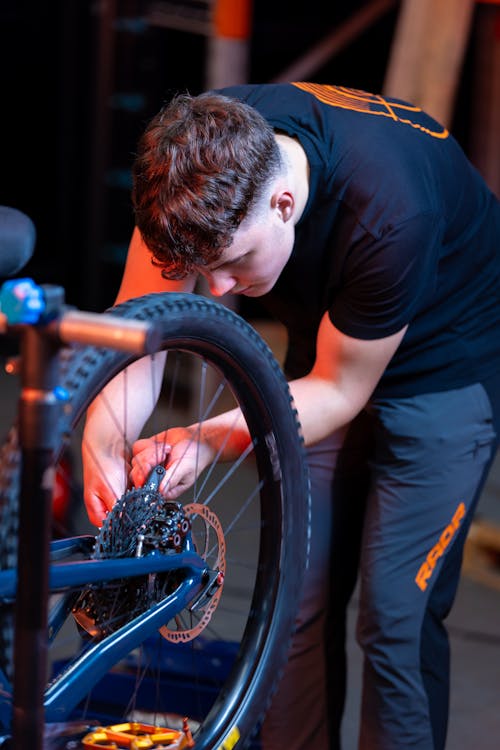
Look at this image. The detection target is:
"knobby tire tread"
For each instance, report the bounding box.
[0,292,311,749]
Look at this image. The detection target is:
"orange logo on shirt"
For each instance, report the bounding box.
[415,502,466,591]
[292,82,449,139]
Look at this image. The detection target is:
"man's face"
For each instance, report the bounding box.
[197,210,295,298]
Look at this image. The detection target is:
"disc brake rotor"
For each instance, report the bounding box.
[160,502,226,643]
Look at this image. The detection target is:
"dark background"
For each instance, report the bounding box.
[0,1,480,313]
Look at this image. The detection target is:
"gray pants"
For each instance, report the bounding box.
[261,382,499,750]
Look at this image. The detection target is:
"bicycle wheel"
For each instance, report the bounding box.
[0,292,310,750]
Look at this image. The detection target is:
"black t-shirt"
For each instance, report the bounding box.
[217,83,500,397]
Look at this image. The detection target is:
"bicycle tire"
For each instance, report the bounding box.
[0,292,310,750]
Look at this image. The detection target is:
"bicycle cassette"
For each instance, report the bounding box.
[72,465,191,639]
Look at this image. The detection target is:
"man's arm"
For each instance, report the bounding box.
[288,311,407,445]
[115,226,196,303]
[129,311,407,500]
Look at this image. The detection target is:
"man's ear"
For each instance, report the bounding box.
[271,190,295,223]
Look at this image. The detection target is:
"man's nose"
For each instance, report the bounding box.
[208,272,237,297]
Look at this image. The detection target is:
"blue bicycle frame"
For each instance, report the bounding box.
[0,534,208,731]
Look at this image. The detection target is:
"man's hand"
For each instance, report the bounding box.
[82,441,132,527]
[82,426,215,526]
[130,426,216,500]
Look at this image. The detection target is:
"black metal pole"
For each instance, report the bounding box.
[5,282,158,748]
[11,313,63,750]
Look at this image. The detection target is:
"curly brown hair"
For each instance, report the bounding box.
[131,92,283,279]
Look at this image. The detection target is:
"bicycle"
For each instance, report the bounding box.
[0,273,310,749]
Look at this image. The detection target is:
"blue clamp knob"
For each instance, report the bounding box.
[0,278,45,324]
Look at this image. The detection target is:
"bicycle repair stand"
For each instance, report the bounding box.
[0,278,161,750]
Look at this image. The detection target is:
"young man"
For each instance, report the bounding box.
[82,83,500,749]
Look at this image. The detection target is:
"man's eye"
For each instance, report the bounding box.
[233,252,250,266]
[211,251,250,274]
